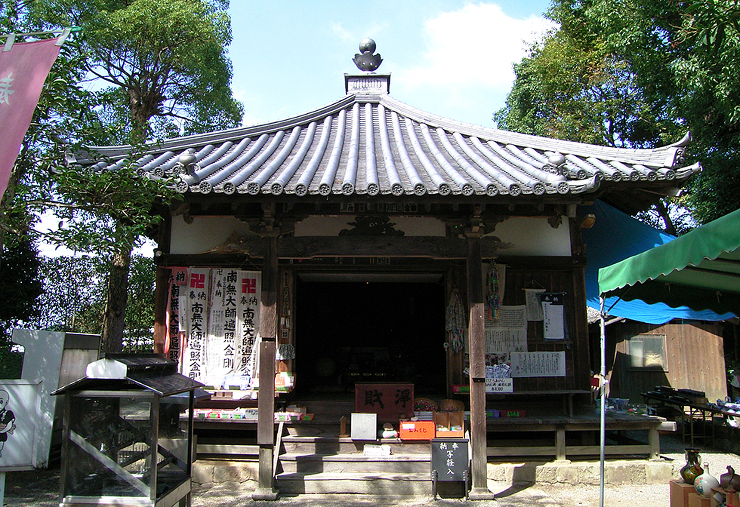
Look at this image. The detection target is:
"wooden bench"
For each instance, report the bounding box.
[485,412,675,461]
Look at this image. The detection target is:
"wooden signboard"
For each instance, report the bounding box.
[431,438,470,499]
[354,383,414,423]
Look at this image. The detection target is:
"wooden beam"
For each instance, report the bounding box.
[156,236,506,264]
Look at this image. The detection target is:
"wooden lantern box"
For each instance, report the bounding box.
[434,411,465,438]
[670,479,696,507]
[710,487,740,507]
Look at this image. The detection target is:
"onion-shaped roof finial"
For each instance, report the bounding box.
[353,38,382,72]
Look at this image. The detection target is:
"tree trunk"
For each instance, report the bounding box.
[100,221,133,353]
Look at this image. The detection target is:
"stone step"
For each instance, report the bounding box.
[283,423,343,437]
[276,471,433,495]
[278,453,430,474]
[281,436,432,455]
[293,400,355,418]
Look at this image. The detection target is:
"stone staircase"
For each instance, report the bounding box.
[275,399,437,495]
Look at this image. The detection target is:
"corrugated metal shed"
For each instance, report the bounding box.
[70,74,699,206]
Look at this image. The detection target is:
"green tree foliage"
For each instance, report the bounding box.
[33,255,107,332]
[31,254,156,351]
[33,0,243,138]
[22,0,243,352]
[495,0,740,224]
[0,239,42,344]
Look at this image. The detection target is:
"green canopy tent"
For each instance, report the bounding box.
[595,208,740,507]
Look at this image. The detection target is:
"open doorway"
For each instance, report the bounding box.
[294,278,446,397]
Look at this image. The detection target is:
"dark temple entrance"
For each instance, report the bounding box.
[295,278,446,396]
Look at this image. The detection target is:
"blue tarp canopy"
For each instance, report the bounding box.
[598,207,740,315]
[582,200,734,323]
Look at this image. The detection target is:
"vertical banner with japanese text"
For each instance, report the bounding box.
[165,267,188,367]
[238,271,261,384]
[206,269,237,387]
[181,268,210,382]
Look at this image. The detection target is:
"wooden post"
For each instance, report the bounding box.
[152,210,171,355]
[466,236,494,500]
[555,427,567,461]
[253,234,279,501]
[152,266,170,355]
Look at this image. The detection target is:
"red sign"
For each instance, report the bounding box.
[399,420,435,441]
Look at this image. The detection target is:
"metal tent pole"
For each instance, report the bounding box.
[599,295,607,507]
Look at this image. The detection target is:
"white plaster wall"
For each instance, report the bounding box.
[170,215,258,255]
[492,217,571,256]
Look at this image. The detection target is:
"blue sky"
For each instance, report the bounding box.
[227,1,554,129]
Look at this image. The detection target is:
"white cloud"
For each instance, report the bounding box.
[400,3,554,92]
[330,22,355,44]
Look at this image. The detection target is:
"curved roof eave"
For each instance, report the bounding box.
[70,90,700,202]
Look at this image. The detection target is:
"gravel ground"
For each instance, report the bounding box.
[6,432,739,507]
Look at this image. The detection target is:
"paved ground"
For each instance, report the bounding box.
[5,432,739,507]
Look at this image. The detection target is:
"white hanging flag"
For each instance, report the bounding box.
[237,271,261,386]
[181,268,210,382]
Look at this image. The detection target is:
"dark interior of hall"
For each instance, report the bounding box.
[295,280,446,396]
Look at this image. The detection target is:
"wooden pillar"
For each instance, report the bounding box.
[152,266,170,355]
[466,237,494,500]
[253,234,279,501]
[152,212,171,356]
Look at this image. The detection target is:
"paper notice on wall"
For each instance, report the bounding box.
[485,358,512,392]
[524,288,546,321]
[510,351,566,377]
[540,292,566,340]
[485,328,527,354]
[487,305,526,328]
[485,377,513,393]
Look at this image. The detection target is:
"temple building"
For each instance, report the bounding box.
[72,39,699,499]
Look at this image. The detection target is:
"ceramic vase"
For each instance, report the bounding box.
[721,465,740,490]
[695,463,720,497]
[680,448,704,484]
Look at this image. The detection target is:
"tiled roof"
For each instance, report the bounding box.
[73,75,699,200]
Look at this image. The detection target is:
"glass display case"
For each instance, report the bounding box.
[53,354,205,507]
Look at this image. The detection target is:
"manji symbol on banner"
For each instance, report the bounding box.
[0,36,65,200]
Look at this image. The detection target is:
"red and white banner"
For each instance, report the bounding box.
[0,37,63,200]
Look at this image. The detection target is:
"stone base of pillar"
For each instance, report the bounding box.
[468,487,495,500]
[251,488,279,501]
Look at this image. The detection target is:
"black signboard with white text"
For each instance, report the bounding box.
[431,438,469,499]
